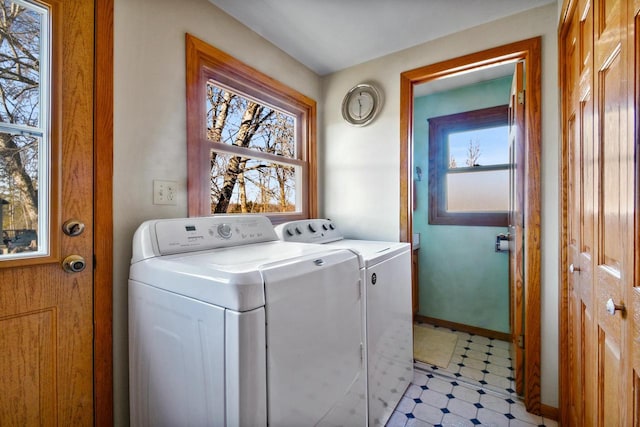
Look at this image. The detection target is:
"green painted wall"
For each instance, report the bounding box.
[413,76,511,333]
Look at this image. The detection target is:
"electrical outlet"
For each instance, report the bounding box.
[153,180,177,205]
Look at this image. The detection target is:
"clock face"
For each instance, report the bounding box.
[348,91,375,120]
[342,84,381,126]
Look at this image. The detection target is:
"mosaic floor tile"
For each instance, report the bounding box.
[386,323,558,427]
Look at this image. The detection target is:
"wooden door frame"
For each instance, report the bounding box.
[399,37,542,414]
[557,1,575,420]
[94,0,114,424]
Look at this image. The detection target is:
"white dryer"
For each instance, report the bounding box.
[129,215,366,427]
[274,219,413,427]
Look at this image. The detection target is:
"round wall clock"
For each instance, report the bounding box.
[341,83,382,126]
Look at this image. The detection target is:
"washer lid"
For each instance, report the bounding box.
[129,240,344,311]
[327,239,410,268]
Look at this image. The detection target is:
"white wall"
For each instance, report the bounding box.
[321,3,559,408]
[115,1,560,422]
[113,0,321,423]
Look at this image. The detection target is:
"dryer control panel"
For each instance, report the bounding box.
[132,215,278,262]
[274,219,343,244]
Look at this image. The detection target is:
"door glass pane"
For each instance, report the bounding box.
[0,0,49,259]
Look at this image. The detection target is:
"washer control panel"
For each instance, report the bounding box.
[153,215,277,255]
[274,219,344,244]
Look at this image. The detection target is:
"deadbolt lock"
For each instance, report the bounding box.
[62,255,86,273]
[62,219,85,237]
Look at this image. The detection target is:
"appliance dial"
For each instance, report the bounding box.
[308,223,317,233]
[217,223,232,239]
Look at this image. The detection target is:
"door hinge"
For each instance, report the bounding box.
[517,334,525,349]
[518,90,525,105]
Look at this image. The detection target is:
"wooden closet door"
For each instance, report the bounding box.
[563,0,597,423]
[592,0,632,424]
[561,0,637,424]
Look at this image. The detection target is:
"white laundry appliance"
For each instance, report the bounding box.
[129,215,366,427]
[274,219,413,427]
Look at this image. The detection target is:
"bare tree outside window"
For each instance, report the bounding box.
[448,155,457,168]
[465,139,481,167]
[206,83,297,214]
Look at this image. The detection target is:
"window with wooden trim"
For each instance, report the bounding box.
[185,34,317,223]
[428,105,509,226]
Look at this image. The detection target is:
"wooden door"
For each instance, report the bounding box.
[508,60,525,396]
[0,0,95,424]
[562,0,598,424]
[561,0,636,424]
[592,0,630,424]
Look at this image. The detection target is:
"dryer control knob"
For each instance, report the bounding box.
[286,228,294,237]
[217,224,232,239]
[295,226,302,235]
[308,223,317,233]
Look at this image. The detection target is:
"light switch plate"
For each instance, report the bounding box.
[153,180,177,205]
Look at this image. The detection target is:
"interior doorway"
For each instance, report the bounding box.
[399,37,542,414]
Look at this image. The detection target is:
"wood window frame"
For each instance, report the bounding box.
[185,34,317,222]
[428,105,509,227]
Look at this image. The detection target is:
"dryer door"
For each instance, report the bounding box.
[262,250,365,426]
[366,249,413,426]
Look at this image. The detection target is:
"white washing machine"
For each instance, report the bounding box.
[274,219,413,427]
[129,215,366,427]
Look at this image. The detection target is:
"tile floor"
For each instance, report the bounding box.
[386,324,558,427]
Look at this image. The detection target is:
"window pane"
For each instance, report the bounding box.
[206,82,296,158]
[0,1,43,129]
[0,0,48,259]
[448,125,508,168]
[447,170,508,212]
[210,151,299,214]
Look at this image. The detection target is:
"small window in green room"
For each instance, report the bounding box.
[428,105,509,226]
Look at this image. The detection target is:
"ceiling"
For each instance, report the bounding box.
[414,62,516,98]
[208,0,554,76]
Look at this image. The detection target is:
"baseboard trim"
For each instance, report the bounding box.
[414,315,512,342]
[539,404,559,420]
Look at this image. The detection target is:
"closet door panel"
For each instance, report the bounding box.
[562,0,637,423]
[594,0,630,424]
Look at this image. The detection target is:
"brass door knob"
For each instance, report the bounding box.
[62,255,86,273]
[62,219,85,237]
